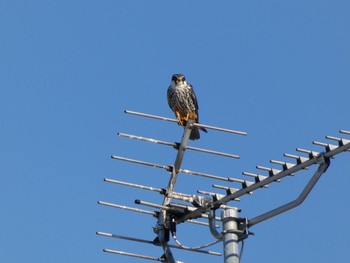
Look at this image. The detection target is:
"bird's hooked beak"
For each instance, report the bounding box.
[175,78,184,84]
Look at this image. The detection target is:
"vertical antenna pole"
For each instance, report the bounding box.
[156,119,193,263]
[222,208,240,263]
[165,119,193,201]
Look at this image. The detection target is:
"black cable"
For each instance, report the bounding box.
[239,240,245,261]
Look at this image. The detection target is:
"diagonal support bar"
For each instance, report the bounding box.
[248,158,330,227]
[156,119,194,263]
[176,141,350,224]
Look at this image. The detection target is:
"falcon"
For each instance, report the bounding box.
[167,74,207,140]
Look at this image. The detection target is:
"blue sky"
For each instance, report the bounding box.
[1,1,350,262]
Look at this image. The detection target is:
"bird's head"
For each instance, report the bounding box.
[171,74,186,84]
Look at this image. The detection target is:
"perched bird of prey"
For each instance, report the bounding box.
[167,74,207,140]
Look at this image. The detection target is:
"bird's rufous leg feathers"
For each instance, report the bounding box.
[175,111,199,127]
[188,112,197,122]
[175,110,184,126]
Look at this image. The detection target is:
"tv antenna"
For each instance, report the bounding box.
[97,110,350,263]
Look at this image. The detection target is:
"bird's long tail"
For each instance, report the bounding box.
[190,126,200,140]
[189,125,207,140]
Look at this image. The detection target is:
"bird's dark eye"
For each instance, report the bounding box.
[182,76,186,81]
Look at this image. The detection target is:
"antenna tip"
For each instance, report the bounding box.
[135,199,141,204]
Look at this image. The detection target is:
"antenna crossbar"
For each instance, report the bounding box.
[111,155,242,182]
[118,132,240,159]
[124,110,247,135]
[104,177,207,204]
[97,232,221,256]
[192,122,247,136]
[104,178,164,193]
[98,201,216,227]
[103,248,166,262]
[340,129,350,135]
[98,201,158,217]
[136,199,186,214]
[178,168,241,182]
[125,110,178,123]
[185,145,240,159]
[111,155,170,171]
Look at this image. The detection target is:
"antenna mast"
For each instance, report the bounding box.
[98,110,350,263]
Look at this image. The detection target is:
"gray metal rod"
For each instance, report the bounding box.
[248,159,330,227]
[340,129,350,135]
[326,136,350,151]
[161,243,176,263]
[97,201,158,217]
[222,208,240,263]
[156,120,193,263]
[185,145,240,159]
[111,155,170,171]
[135,199,185,214]
[339,130,350,135]
[125,110,178,123]
[284,153,309,163]
[208,209,223,240]
[118,132,176,147]
[103,248,164,261]
[97,232,221,256]
[212,184,240,193]
[192,122,247,136]
[160,119,193,207]
[118,132,240,159]
[124,109,247,135]
[177,141,350,224]
[111,154,238,182]
[104,178,163,193]
[179,168,238,182]
[323,140,350,157]
[97,232,155,245]
[173,120,193,174]
[98,200,213,227]
[112,153,241,183]
[171,232,221,252]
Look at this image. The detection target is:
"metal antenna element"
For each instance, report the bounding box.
[124,110,248,136]
[118,132,240,159]
[98,110,350,263]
